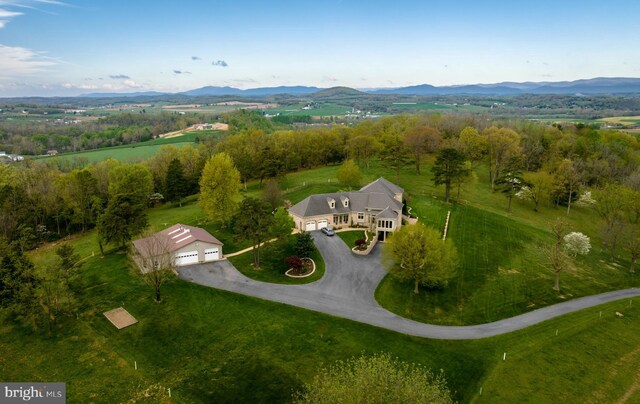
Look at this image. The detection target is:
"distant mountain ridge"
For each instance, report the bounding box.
[78,77,640,98]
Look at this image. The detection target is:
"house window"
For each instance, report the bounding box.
[357,212,365,221]
[343,198,349,207]
[377,220,394,229]
[330,201,335,208]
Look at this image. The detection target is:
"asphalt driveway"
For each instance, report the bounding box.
[177,232,640,340]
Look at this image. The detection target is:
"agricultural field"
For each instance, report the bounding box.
[265,102,353,116]
[8,162,638,403]
[390,102,486,111]
[35,130,222,164]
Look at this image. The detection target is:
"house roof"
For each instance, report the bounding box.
[288,178,403,218]
[376,207,398,219]
[359,177,404,196]
[133,223,222,256]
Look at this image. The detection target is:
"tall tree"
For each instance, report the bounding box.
[403,125,441,174]
[165,158,187,206]
[0,242,41,329]
[294,353,453,404]
[556,159,582,215]
[483,126,522,190]
[199,152,241,225]
[458,126,488,167]
[97,194,148,250]
[379,132,410,179]
[262,179,283,210]
[108,164,154,207]
[518,171,555,212]
[270,208,295,242]
[495,170,525,213]
[232,197,274,269]
[592,184,630,257]
[547,219,570,291]
[432,148,470,203]
[336,159,362,189]
[384,223,457,294]
[39,245,82,334]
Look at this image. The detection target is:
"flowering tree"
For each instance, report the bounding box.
[564,232,591,256]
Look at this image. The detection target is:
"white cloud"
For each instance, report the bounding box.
[0,44,56,79]
[123,79,142,88]
[0,1,67,28]
[0,8,22,17]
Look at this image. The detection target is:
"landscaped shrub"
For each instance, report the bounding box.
[355,239,367,250]
[285,256,303,272]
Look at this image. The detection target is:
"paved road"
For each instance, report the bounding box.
[178,232,640,340]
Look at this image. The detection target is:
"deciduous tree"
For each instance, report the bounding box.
[199,152,241,225]
[384,223,457,294]
[336,159,362,189]
[294,353,453,404]
[232,197,274,269]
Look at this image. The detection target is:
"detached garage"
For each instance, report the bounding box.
[133,224,224,270]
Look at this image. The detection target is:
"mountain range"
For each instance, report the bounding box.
[79,77,640,98]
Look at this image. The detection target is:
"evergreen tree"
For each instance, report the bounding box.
[432,148,470,203]
[165,158,187,206]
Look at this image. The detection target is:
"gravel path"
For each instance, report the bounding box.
[177,232,640,340]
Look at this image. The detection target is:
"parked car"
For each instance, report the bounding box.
[321,226,335,236]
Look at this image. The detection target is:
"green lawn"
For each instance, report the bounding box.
[4,245,639,402]
[336,230,367,249]
[229,235,325,284]
[8,161,640,402]
[351,160,639,325]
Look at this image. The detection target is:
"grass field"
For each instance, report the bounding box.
[35,131,222,164]
[6,161,640,402]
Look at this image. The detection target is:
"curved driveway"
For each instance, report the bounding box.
[177,232,640,340]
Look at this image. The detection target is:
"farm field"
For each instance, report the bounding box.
[390,102,486,111]
[10,162,639,402]
[265,102,352,116]
[34,130,222,164]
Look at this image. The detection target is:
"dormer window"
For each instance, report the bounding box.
[343,198,349,207]
[327,197,335,209]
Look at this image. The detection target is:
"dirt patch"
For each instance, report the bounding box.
[103,307,138,329]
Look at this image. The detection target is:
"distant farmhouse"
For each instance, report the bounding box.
[288,178,404,241]
[132,224,223,270]
[0,151,24,163]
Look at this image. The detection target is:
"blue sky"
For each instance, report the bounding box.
[0,0,639,96]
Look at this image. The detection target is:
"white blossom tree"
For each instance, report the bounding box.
[563,232,591,256]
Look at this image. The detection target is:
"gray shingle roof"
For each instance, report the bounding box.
[288,178,403,218]
[359,177,404,196]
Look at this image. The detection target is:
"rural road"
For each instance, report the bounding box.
[177,233,640,340]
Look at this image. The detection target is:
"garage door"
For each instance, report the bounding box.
[305,221,316,231]
[174,251,199,266]
[317,220,328,229]
[204,248,219,261]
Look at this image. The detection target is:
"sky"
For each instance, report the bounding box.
[1,0,639,96]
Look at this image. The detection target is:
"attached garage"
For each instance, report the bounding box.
[305,221,316,231]
[174,251,198,266]
[317,219,328,229]
[204,247,220,261]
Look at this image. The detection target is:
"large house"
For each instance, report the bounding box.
[132,224,223,270]
[288,178,404,241]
